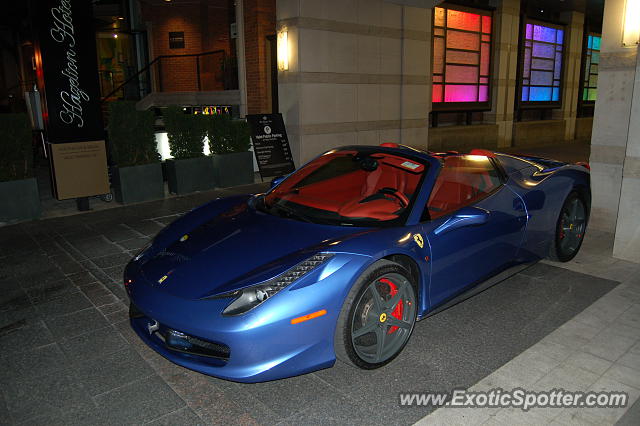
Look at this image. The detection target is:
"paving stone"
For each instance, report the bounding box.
[74,347,154,396]
[97,301,127,316]
[2,370,93,423]
[0,320,54,353]
[90,253,131,269]
[124,220,164,237]
[69,236,122,259]
[616,397,640,426]
[99,224,141,243]
[0,289,31,312]
[36,291,93,318]
[0,343,69,382]
[65,271,98,286]
[582,331,636,362]
[535,363,600,391]
[603,363,640,390]
[146,407,205,426]
[117,237,151,251]
[277,391,375,426]
[26,278,78,304]
[94,375,185,424]
[562,350,613,376]
[45,308,110,339]
[0,305,40,330]
[102,265,126,282]
[59,326,129,363]
[617,350,640,372]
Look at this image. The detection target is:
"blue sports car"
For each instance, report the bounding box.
[125,144,590,382]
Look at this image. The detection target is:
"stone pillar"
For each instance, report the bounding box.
[590,0,640,263]
[276,0,434,166]
[400,7,432,150]
[487,0,520,148]
[552,11,584,142]
[612,50,640,262]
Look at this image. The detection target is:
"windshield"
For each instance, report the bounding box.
[257,148,428,226]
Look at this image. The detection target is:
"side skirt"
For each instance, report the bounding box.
[417,261,535,321]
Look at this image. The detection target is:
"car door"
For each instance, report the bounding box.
[420,155,527,307]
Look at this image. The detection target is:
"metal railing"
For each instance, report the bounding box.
[100,50,237,103]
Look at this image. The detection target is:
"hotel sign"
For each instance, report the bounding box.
[35,0,109,199]
[247,114,296,178]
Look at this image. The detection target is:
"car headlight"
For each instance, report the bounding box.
[217,253,334,316]
[133,241,153,261]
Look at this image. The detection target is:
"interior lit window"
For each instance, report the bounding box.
[582,34,601,102]
[520,21,565,103]
[432,6,492,106]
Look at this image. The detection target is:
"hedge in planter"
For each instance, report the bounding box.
[164,106,215,194]
[206,114,254,188]
[0,113,40,223]
[108,101,164,204]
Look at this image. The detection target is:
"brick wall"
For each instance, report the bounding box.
[139,0,276,112]
[140,0,233,92]
[243,0,276,114]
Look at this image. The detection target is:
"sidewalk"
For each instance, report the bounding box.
[415,229,640,426]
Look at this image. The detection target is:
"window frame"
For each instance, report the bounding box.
[579,32,601,106]
[517,18,567,109]
[431,4,494,112]
[420,155,506,222]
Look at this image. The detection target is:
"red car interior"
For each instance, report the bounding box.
[266,150,499,222]
[427,156,497,219]
[267,152,424,221]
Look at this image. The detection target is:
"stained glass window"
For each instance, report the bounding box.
[582,34,601,102]
[432,6,492,106]
[520,22,564,103]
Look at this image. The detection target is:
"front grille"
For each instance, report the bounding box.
[129,302,230,361]
[161,328,231,360]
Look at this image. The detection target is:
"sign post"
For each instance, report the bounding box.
[33,0,110,203]
[246,114,295,179]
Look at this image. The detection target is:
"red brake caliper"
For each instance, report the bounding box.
[379,278,403,334]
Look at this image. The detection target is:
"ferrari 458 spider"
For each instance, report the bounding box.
[125,144,590,382]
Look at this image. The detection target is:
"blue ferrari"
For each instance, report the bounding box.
[125,144,590,382]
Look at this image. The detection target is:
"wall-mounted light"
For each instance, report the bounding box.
[112,33,118,39]
[623,0,640,47]
[277,30,289,71]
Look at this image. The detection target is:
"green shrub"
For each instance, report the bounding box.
[108,101,160,167]
[205,114,251,155]
[0,114,33,182]
[164,106,206,159]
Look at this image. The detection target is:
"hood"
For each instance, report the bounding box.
[136,198,368,299]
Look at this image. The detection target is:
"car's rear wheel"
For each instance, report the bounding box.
[334,260,417,369]
[549,191,587,262]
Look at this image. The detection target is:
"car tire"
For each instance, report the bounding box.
[548,191,588,262]
[334,259,418,369]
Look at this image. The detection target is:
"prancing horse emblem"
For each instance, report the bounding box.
[413,233,424,248]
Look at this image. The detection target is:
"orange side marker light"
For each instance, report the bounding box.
[291,309,327,325]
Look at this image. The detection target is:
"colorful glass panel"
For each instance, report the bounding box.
[445,65,478,83]
[582,34,601,102]
[432,6,492,105]
[447,9,481,32]
[445,85,478,102]
[520,21,565,103]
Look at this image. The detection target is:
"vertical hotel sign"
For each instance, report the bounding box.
[35,0,109,200]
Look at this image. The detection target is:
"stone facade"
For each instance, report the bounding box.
[276,0,431,165]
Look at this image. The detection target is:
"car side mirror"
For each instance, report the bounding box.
[434,206,490,236]
[270,176,286,188]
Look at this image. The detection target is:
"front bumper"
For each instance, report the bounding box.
[126,253,370,382]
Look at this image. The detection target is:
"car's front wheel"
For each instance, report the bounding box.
[334,260,417,369]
